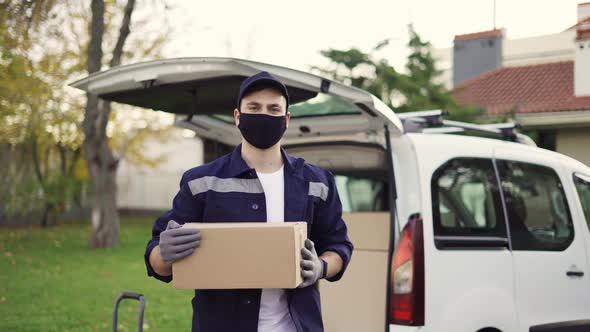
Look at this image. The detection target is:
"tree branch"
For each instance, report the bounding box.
[110,0,136,68]
[96,98,112,143]
[95,0,136,150]
[57,143,67,174]
[83,0,104,153]
[87,0,104,74]
[67,147,81,176]
[30,132,45,190]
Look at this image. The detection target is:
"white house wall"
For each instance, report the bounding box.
[575,37,590,97]
[116,133,204,210]
[503,30,575,67]
[556,127,590,167]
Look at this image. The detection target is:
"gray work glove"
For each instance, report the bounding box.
[159,220,201,263]
[298,239,327,288]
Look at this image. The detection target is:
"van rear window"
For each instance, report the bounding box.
[431,158,507,238]
[497,160,573,251]
[288,94,362,118]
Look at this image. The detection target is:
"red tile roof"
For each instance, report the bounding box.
[454,29,503,42]
[578,29,590,40]
[452,61,590,114]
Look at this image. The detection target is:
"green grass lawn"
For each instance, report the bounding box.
[0,217,194,332]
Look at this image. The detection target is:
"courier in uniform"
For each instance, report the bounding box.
[144,71,353,332]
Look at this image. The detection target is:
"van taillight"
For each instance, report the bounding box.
[389,214,424,326]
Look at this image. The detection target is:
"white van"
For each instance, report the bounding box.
[71,58,590,332]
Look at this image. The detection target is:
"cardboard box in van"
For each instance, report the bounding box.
[172,222,307,289]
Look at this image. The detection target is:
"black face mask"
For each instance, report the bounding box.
[238,112,287,149]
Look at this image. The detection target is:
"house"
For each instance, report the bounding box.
[116,130,203,213]
[436,3,590,166]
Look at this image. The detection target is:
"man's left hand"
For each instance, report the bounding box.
[298,239,327,288]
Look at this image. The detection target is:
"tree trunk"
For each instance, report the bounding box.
[83,96,121,248]
[40,206,49,227]
[40,203,56,228]
[88,140,119,247]
[30,132,51,227]
[84,0,135,248]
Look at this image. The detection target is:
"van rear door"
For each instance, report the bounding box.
[69,57,403,146]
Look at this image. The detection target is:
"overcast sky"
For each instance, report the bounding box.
[163,0,583,72]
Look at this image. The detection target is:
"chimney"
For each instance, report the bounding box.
[453,29,504,87]
[578,2,590,21]
[575,3,590,97]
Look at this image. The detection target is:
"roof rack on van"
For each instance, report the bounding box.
[398,110,536,146]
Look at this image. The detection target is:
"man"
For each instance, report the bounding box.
[144,71,353,332]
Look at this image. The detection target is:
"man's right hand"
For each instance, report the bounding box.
[159,220,201,263]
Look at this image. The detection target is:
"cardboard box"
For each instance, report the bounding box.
[172,222,307,289]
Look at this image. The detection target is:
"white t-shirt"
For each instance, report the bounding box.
[256,165,297,332]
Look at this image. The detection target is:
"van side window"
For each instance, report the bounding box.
[497,161,573,251]
[432,158,506,237]
[574,174,590,231]
[335,175,388,212]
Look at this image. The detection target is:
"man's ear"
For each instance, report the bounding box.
[285,111,291,128]
[234,108,240,127]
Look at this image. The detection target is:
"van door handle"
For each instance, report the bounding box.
[566,270,584,277]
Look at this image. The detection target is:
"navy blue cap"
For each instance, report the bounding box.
[236,71,290,111]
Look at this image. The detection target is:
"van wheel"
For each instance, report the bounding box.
[477,328,502,332]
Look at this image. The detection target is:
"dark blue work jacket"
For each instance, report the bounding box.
[144,143,353,332]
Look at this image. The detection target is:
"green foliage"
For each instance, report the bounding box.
[314,25,482,123]
[320,48,370,75]
[1,1,82,212]
[2,172,83,216]
[0,0,172,223]
[1,172,43,217]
